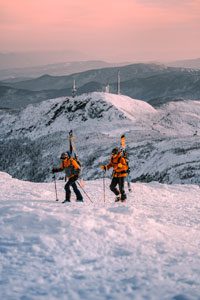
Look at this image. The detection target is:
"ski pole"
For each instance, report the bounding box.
[127,179,132,192]
[77,181,93,203]
[53,174,59,201]
[103,171,106,203]
[127,169,132,192]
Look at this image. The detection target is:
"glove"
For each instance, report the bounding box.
[52,167,60,173]
[52,168,56,174]
[118,163,123,168]
[100,165,107,171]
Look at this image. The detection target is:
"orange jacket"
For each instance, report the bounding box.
[60,157,80,178]
[106,153,128,178]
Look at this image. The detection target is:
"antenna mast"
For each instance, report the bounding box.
[117,70,120,95]
[72,79,77,98]
[105,83,110,93]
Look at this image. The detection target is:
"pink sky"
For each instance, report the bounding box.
[0,0,200,62]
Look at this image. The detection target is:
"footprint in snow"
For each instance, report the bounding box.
[112,246,133,257]
[108,206,133,215]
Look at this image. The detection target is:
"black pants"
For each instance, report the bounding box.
[110,177,127,200]
[64,176,83,201]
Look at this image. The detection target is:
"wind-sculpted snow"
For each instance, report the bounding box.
[0,172,200,300]
[0,92,200,184]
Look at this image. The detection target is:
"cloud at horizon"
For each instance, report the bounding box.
[0,0,200,62]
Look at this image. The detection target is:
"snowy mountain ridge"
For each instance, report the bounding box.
[0,92,156,140]
[0,92,200,184]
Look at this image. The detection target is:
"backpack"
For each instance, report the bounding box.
[62,156,81,177]
[120,149,130,174]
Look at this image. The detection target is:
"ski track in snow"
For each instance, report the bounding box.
[0,172,200,300]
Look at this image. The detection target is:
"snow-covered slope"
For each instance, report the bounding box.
[0,172,200,300]
[130,136,200,184]
[0,92,200,184]
[153,100,200,136]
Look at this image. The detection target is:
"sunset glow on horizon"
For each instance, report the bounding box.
[1,0,200,62]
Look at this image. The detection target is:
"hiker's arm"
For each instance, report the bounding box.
[52,162,64,173]
[52,167,62,173]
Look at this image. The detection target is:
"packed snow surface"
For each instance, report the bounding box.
[0,172,200,300]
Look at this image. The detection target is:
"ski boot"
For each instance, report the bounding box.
[62,199,70,203]
[76,198,83,202]
[115,196,121,202]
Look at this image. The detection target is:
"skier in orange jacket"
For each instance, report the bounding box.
[52,152,83,203]
[101,147,128,202]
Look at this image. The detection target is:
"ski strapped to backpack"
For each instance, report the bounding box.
[68,130,81,167]
[120,134,132,192]
[68,130,93,202]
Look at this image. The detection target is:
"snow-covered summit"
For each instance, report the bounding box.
[0,92,156,140]
[93,92,157,121]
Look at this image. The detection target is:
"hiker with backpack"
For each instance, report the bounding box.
[52,152,83,203]
[100,147,128,202]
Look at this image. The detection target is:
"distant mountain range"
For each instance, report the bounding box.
[0,60,128,81]
[167,58,200,69]
[1,63,200,109]
[0,50,89,69]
